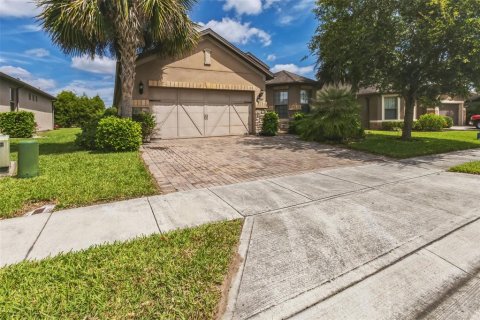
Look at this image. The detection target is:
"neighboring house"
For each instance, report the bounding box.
[434,96,467,126]
[266,71,318,131]
[357,88,467,129]
[113,28,273,139]
[357,87,419,129]
[0,72,55,131]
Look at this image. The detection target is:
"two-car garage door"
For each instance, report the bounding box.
[151,88,252,139]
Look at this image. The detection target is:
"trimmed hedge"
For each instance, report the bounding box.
[417,114,446,131]
[261,112,279,136]
[95,117,142,151]
[443,116,453,128]
[381,121,404,131]
[0,111,35,138]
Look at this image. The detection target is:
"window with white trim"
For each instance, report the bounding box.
[383,96,399,120]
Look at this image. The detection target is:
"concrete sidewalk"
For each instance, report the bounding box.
[0,148,478,267]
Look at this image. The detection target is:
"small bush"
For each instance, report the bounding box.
[95,117,142,151]
[261,112,279,136]
[288,112,305,134]
[0,111,35,138]
[75,117,101,150]
[417,114,445,131]
[296,88,364,142]
[382,121,404,131]
[443,116,453,128]
[413,120,422,131]
[132,112,157,142]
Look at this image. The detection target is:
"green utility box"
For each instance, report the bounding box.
[18,140,39,178]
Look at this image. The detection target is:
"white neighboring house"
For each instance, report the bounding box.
[0,72,55,131]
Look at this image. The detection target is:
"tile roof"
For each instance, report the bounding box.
[266,70,317,85]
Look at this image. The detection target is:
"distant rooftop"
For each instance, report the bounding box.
[266,70,317,86]
[0,72,55,100]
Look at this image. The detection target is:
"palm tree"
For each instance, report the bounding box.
[37,0,198,117]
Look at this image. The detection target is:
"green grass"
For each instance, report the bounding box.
[348,130,480,159]
[0,220,243,319]
[0,128,158,219]
[449,161,480,175]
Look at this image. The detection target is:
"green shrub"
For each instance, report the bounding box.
[0,111,35,138]
[413,120,423,131]
[288,112,305,134]
[261,112,279,136]
[132,112,157,142]
[95,117,142,151]
[75,117,101,150]
[296,88,364,142]
[443,116,453,128]
[382,121,404,131]
[417,114,445,131]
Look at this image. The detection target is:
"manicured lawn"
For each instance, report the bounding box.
[0,220,242,319]
[348,130,480,158]
[449,161,480,175]
[0,128,158,219]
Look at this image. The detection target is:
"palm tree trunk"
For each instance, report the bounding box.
[402,93,416,140]
[115,10,139,118]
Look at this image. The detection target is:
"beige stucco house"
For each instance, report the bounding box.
[114,29,273,139]
[0,72,55,131]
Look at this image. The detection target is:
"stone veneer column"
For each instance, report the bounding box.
[255,109,267,134]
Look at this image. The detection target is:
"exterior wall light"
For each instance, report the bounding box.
[139,81,144,95]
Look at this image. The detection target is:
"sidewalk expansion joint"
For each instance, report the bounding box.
[208,188,246,218]
[146,197,163,234]
[24,212,53,261]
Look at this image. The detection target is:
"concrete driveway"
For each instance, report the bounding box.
[223,149,480,319]
[142,135,381,193]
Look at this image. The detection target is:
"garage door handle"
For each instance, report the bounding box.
[204,114,208,120]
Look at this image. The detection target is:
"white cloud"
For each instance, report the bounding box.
[271,63,314,75]
[25,48,50,58]
[200,18,271,46]
[267,54,276,62]
[223,0,262,15]
[0,0,40,17]
[55,80,114,106]
[0,65,56,91]
[279,15,294,25]
[71,55,116,75]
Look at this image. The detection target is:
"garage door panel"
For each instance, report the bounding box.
[206,105,230,136]
[230,104,251,135]
[152,104,178,139]
[178,104,205,138]
[152,89,252,139]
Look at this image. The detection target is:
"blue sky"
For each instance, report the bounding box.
[0,0,317,106]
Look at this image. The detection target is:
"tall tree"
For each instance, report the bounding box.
[310,0,480,139]
[37,0,198,118]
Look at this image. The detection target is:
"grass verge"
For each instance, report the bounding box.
[0,128,158,219]
[348,130,480,158]
[0,220,243,319]
[449,161,480,175]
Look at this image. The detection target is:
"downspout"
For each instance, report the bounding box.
[366,97,370,129]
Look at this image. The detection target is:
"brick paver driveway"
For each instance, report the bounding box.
[142,135,382,193]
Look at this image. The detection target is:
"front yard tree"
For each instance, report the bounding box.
[309,0,480,140]
[37,0,198,118]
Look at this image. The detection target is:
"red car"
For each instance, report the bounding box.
[470,114,480,129]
